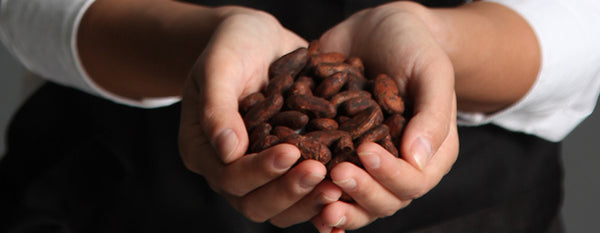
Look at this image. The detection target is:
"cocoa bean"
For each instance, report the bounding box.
[270,110,309,130]
[342,96,378,116]
[307,40,321,57]
[314,63,356,78]
[307,118,339,131]
[265,74,294,97]
[243,94,284,131]
[286,95,336,118]
[346,57,365,74]
[330,90,371,108]
[269,48,309,79]
[249,135,280,153]
[273,126,296,140]
[308,52,347,68]
[282,134,331,164]
[334,134,354,155]
[384,114,406,139]
[315,72,349,99]
[339,106,384,139]
[355,124,390,146]
[346,72,369,91]
[239,92,265,115]
[304,130,349,147]
[378,137,399,157]
[249,123,272,147]
[288,75,314,96]
[373,74,405,114]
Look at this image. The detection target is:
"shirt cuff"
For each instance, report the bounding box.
[459,0,600,142]
[0,0,180,108]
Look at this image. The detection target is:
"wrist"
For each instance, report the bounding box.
[414,2,540,113]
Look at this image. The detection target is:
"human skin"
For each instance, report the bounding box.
[77,0,539,232]
[312,1,539,232]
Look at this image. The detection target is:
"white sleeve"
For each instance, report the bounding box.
[0,0,180,108]
[458,0,600,142]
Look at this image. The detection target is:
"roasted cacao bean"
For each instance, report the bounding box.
[270,110,309,130]
[373,74,405,114]
[243,94,283,131]
[269,48,309,79]
[286,94,336,118]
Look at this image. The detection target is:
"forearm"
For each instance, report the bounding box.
[77,0,221,99]
[421,1,540,113]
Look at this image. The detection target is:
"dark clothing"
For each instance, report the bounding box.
[1,0,564,232]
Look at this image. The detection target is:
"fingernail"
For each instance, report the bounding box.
[300,173,325,189]
[214,129,238,163]
[358,151,380,169]
[411,137,432,170]
[321,192,339,203]
[273,153,298,171]
[333,178,356,191]
[333,216,346,227]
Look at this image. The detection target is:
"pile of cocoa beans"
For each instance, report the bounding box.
[239,41,408,172]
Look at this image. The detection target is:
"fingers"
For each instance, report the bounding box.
[401,56,455,170]
[229,159,328,222]
[269,180,342,227]
[194,49,252,164]
[330,162,410,217]
[219,144,301,196]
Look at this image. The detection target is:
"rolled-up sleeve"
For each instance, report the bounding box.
[0,0,180,108]
[459,0,600,142]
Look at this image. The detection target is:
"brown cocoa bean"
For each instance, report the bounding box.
[339,106,384,139]
[249,123,272,147]
[269,47,309,79]
[307,40,320,57]
[378,137,399,157]
[334,134,354,155]
[356,124,390,146]
[286,95,336,118]
[315,72,349,99]
[346,57,364,74]
[239,92,265,115]
[282,134,331,164]
[249,135,280,153]
[346,72,369,91]
[373,74,405,114]
[273,126,296,140]
[342,96,378,116]
[309,52,347,68]
[265,74,294,97]
[288,75,314,96]
[243,94,284,131]
[330,90,371,108]
[307,118,339,131]
[304,130,350,147]
[384,114,406,139]
[270,110,309,130]
[314,63,357,78]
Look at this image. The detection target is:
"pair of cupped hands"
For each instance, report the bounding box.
[178,2,458,232]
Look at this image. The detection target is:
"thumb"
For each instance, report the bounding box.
[195,52,252,164]
[400,58,455,171]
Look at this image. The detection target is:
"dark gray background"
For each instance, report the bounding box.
[1,43,598,232]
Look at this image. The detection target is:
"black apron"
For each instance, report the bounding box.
[0,1,563,232]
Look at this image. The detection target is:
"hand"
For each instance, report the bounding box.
[312,2,459,231]
[178,7,342,227]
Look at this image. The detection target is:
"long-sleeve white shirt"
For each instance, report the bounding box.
[1,0,600,142]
